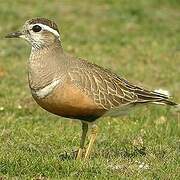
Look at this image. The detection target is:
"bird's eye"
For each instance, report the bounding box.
[32,25,42,32]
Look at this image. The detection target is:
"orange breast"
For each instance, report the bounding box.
[32,82,106,121]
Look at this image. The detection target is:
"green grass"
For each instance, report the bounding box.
[0,0,180,179]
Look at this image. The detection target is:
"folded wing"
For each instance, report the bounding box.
[68,58,177,115]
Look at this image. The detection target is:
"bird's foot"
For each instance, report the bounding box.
[59,148,86,160]
[76,148,86,160]
[59,149,78,160]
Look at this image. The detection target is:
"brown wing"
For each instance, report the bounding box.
[68,58,176,111]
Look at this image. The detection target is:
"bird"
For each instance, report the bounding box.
[5,17,178,160]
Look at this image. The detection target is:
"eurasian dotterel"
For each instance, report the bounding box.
[5,17,178,160]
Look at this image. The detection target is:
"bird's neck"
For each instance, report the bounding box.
[28,41,68,91]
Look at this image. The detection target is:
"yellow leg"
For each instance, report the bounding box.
[76,122,88,160]
[84,124,98,160]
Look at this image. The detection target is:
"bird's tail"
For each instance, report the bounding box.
[135,88,178,107]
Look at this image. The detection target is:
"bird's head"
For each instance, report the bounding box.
[5,17,61,49]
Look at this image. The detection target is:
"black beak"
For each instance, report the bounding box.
[5,31,23,38]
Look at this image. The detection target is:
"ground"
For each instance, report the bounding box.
[0,0,179,179]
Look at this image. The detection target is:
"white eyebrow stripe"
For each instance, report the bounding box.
[31,23,60,38]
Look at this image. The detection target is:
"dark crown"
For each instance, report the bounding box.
[28,17,60,33]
